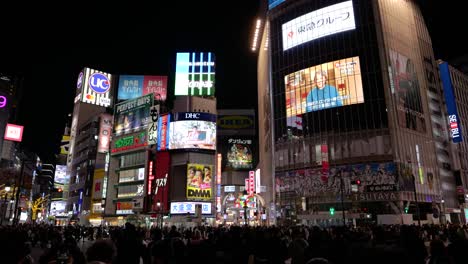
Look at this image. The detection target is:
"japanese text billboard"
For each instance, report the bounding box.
[117,75,167,101]
[282,1,355,51]
[169,112,216,150]
[114,94,153,136]
[389,49,426,133]
[80,67,113,107]
[170,202,211,215]
[175,52,215,96]
[285,56,364,116]
[187,163,213,200]
[157,114,171,151]
[439,62,463,143]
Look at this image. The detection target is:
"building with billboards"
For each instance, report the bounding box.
[439,61,468,223]
[67,68,114,225]
[216,109,262,225]
[257,0,458,225]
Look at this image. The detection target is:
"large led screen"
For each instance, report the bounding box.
[282,1,355,51]
[285,56,364,116]
[54,165,69,185]
[169,112,216,150]
[223,137,254,170]
[114,94,153,136]
[175,52,215,96]
[187,163,213,200]
[389,49,426,133]
[118,75,167,101]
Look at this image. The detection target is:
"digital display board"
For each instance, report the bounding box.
[169,112,216,150]
[175,52,215,96]
[285,56,364,116]
[54,165,69,185]
[114,94,153,136]
[222,137,254,170]
[282,1,355,51]
[118,75,167,101]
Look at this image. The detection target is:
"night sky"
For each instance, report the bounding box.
[0,1,466,163]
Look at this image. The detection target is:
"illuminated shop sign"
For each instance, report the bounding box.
[282,1,355,51]
[170,202,211,215]
[439,62,463,143]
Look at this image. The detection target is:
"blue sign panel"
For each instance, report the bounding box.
[269,0,286,10]
[118,75,144,100]
[439,62,463,143]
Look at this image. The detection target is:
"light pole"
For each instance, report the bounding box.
[1,185,11,225]
[156,200,161,228]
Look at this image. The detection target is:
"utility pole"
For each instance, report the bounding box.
[340,170,346,226]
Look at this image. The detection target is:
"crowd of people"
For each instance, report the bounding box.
[0,223,467,264]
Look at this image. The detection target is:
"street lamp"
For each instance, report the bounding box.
[1,185,11,225]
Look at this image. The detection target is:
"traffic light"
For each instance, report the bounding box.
[356,179,361,185]
[329,207,335,215]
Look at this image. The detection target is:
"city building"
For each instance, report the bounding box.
[438,60,468,223]
[256,0,459,225]
[67,67,114,225]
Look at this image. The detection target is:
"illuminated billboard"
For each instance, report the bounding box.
[187,163,213,200]
[4,123,24,142]
[222,137,254,170]
[439,62,463,143]
[91,169,105,200]
[80,68,113,107]
[98,114,113,153]
[170,202,212,215]
[50,201,67,216]
[169,112,216,150]
[285,56,364,116]
[117,75,167,101]
[157,114,171,151]
[114,94,153,136]
[54,165,69,185]
[282,1,355,51]
[175,52,215,96]
[389,49,425,133]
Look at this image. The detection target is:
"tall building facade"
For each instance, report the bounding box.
[258,0,459,224]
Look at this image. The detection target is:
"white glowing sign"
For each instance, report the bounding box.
[282,1,355,51]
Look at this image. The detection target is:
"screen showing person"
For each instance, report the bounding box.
[203,166,212,184]
[306,70,343,112]
[284,56,364,116]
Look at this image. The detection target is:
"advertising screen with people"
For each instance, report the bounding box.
[187,164,213,200]
[169,113,216,150]
[285,56,364,116]
[223,137,254,170]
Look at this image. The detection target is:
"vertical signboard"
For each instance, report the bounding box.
[439,62,463,143]
[321,145,329,182]
[147,105,159,145]
[153,151,170,212]
[157,114,171,151]
[216,154,222,212]
[249,171,255,195]
[98,114,113,153]
[92,169,105,200]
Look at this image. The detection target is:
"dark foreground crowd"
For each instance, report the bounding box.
[1,223,468,264]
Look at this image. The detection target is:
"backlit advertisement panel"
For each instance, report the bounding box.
[285,56,364,116]
[439,62,463,143]
[54,165,69,185]
[175,52,215,96]
[118,75,168,101]
[92,169,105,200]
[389,49,426,133]
[282,1,355,51]
[80,68,113,107]
[152,151,170,212]
[98,114,113,153]
[114,94,153,136]
[50,201,67,216]
[170,202,211,215]
[223,137,254,170]
[187,164,213,200]
[111,131,147,154]
[169,112,216,150]
[157,114,171,151]
[4,123,24,142]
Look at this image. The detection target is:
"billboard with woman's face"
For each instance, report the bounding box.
[187,164,213,200]
[285,56,364,116]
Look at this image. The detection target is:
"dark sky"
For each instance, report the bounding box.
[0,1,466,163]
